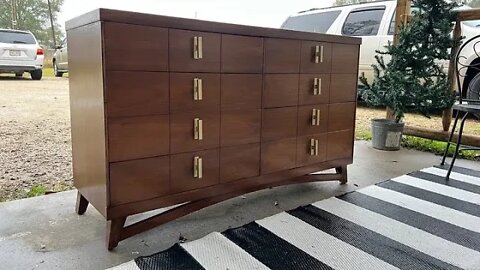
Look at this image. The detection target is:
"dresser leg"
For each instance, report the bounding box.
[107,217,127,250]
[336,166,348,184]
[75,191,89,215]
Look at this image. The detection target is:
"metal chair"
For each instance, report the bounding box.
[440,34,480,180]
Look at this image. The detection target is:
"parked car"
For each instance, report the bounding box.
[0,29,44,80]
[52,38,68,77]
[282,0,480,97]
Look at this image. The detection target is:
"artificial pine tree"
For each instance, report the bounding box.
[360,0,457,123]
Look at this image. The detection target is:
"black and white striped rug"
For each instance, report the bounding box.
[110,165,480,270]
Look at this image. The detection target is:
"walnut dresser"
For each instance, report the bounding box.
[66,9,361,250]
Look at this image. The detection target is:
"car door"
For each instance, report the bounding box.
[339,5,390,83]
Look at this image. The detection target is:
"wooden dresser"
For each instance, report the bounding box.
[66,9,361,249]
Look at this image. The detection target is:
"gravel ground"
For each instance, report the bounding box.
[0,75,72,202]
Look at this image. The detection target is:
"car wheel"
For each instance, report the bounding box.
[15,72,23,77]
[31,69,43,80]
[54,62,63,77]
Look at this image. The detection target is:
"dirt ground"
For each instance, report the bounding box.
[0,75,72,202]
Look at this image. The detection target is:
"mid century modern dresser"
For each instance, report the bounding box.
[66,9,361,249]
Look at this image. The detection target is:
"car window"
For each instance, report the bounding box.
[388,7,418,35]
[0,30,36,44]
[342,7,386,36]
[282,10,342,33]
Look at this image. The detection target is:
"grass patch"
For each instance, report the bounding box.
[42,68,68,78]
[26,185,48,198]
[356,130,372,141]
[402,136,480,160]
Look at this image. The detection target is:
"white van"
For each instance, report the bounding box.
[282,0,480,96]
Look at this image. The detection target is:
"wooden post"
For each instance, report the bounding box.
[388,0,411,120]
[442,19,462,131]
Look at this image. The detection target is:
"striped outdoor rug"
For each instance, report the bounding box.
[110,165,480,270]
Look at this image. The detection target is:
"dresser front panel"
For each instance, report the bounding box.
[170,149,220,193]
[104,22,168,71]
[221,74,262,110]
[220,109,261,147]
[109,156,170,206]
[170,111,220,154]
[221,34,263,73]
[296,133,327,166]
[169,29,221,72]
[297,104,328,136]
[261,138,297,174]
[300,41,332,74]
[106,71,169,117]
[108,115,170,162]
[298,74,330,105]
[261,107,298,142]
[220,143,261,183]
[264,38,301,74]
[262,74,299,108]
[169,73,221,113]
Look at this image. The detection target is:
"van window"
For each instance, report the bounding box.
[342,7,386,36]
[282,11,342,33]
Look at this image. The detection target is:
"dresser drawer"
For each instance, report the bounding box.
[221,109,261,147]
[106,71,169,117]
[261,138,297,174]
[297,104,328,136]
[104,23,168,71]
[170,149,220,193]
[264,38,301,73]
[109,156,170,206]
[170,73,220,113]
[169,29,221,72]
[263,74,299,108]
[327,130,354,161]
[298,74,330,105]
[220,143,260,183]
[221,34,263,73]
[296,134,327,166]
[170,111,220,154]
[108,115,169,162]
[262,107,298,141]
[332,44,360,74]
[328,102,356,132]
[300,41,332,74]
[330,74,358,103]
[221,74,262,110]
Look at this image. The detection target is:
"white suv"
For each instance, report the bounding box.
[0,29,44,80]
[282,0,480,96]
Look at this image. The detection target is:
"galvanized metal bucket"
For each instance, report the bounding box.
[371,119,405,151]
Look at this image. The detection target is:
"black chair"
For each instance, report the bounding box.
[441,34,480,180]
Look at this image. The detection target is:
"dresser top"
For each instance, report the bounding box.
[66,8,362,45]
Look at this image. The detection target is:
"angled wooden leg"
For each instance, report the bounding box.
[75,191,89,215]
[336,166,348,184]
[107,217,127,250]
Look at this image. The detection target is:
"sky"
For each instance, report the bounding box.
[58,0,336,30]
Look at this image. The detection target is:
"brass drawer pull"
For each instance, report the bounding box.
[310,139,319,156]
[193,156,203,179]
[193,36,203,59]
[194,118,203,140]
[314,45,324,63]
[311,109,321,126]
[193,78,203,100]
[313,78,322,95]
